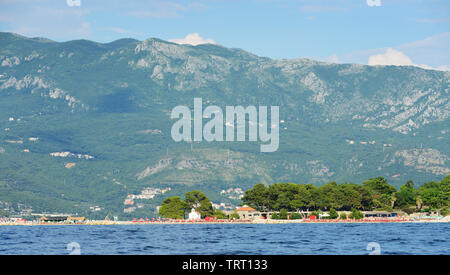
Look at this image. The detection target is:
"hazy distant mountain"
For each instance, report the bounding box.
[0,32,448,218]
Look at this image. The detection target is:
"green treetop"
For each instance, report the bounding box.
[158,196,187,219]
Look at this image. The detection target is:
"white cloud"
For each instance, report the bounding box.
[366,0,381,7]
[331,32,450,71]
[368,48,449,71]
[368,48,413,66]
[169,33,215,46]
[397,32,450,66]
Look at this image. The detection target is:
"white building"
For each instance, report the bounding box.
[188,208,201,220]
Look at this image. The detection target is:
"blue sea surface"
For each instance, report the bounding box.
[0,223,448,255]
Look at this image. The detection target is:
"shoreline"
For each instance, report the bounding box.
[1,218,449,226]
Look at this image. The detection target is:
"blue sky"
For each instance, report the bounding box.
[0,0,449,69]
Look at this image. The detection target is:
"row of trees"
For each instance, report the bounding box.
[242,175,450,214]
[158,190,227,219]
[158,175,449,219]
[270,208,364,220]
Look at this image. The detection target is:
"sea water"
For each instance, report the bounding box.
[0,223,448,255]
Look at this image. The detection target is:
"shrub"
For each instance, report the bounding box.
[229,211,240,220]
[289,213,303,219]
[279,209,288,219]
[213,210,228,219]
[339,212,347,219]
[349,209,364,219]
[329,208,338,219]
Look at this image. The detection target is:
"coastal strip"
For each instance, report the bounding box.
[1,216,449,226]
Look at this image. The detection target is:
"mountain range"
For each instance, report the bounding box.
[0,32,448,218]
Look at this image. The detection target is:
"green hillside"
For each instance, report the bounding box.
[0,32,448,219]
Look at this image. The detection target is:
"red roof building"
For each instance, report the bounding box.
[235,206,259,219]
[236,206,256,212]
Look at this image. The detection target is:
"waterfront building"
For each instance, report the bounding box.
[363,211,402,218]
[188,208,201,220]
[236,206,259,220]
[40,216,68,223]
